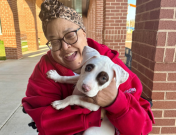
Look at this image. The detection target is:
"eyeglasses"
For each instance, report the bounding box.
[46,27,81,52]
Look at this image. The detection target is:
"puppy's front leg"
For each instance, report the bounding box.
[52,95,100,111]
[47,70,79,84]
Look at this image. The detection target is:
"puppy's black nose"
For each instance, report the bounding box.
[82,84,91,92]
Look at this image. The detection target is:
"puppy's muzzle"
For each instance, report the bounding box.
[82,84,91,92]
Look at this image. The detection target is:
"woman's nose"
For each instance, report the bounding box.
[61,40,71,50]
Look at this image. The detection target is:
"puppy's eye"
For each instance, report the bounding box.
[101,76,107,81]
[85,64,95,72]
[96,71,109,85]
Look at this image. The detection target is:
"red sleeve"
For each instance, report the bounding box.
[88,38,155,135]
[22,55,101,135]
[105,76,154,135]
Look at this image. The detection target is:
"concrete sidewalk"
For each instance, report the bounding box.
[0,46,49,135]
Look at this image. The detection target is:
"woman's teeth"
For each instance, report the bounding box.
[65,52,74,56]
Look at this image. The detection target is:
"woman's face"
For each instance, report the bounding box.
[46,18,87,72]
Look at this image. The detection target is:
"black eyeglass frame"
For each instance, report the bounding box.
[46,27,81,52]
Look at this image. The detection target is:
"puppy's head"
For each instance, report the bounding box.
[76,56,129,97]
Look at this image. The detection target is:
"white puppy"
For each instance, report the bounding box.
[47,46,129,135]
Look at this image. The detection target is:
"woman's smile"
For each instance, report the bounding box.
[64,51,77,62]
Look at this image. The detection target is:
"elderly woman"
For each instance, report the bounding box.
[22,0,154,135]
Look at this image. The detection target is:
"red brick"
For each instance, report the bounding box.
[120,16,126,19]
[156,32,166,46]
[132,68,153,93]
[152,101,176,109]
[147,31,157,46]
[161,127,176,134]
[141,83,152,98]
[138,44,155,60]
[166,92,176,100]
[131,60,138,69]
[111,17,121,20]
[159,21,176,30]
[150,9,160,20]
[120,3,127,6]
[150,127,160,134]
[140,56,152,69]
[136,4,146,14]
[145,20,159,30]
[146,0,161,11]
[137,63,145,74]
[164,110,176,117]
[106,0,115,2]
[131,51,140,62]
[144,68,154,80]
[111,3,121,6]
[161,0,176,7]
[154,48,164,62]
[152,92,164,100]
[152,110,162,118]
[135,22,145,30]
[106,6,116,9]
[142,12,150,21]
[155,63,176,71]
[160,9,174,19]
[167,32,176,46]
[153,83,176,90]
[164,48,175,62]
[110,23,119,27]
[0,0,22,59]
[111,9,120,12]
[135,14,142,22]
[168,73,176,81]
[136,0,146,6]
[155,119,175,126]
[153,73,166,81]
[150,61,156,72]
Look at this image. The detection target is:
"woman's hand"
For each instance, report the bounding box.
[81,73,118,107]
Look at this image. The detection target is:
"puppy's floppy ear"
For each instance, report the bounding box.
[81,46,100,66]
[112,64,129,87]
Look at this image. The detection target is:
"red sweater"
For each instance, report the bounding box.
[22,38,154,135]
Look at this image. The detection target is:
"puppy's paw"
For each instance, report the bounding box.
[51,100,69,110]
[46,70,61,82]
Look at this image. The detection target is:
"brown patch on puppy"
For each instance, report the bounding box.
[96,71,109,85]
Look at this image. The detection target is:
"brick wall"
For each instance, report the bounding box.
[0,0,52,59]
[103,0,127,62]
[85,0,128,62]
[0,0,22,59]
[36,0,47,45]
[95,0,103,44]
[0,35,3,40]
[24,0,39,51]
[86,0,96,40]
[18,0,27,40]
[132,0,176,134]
